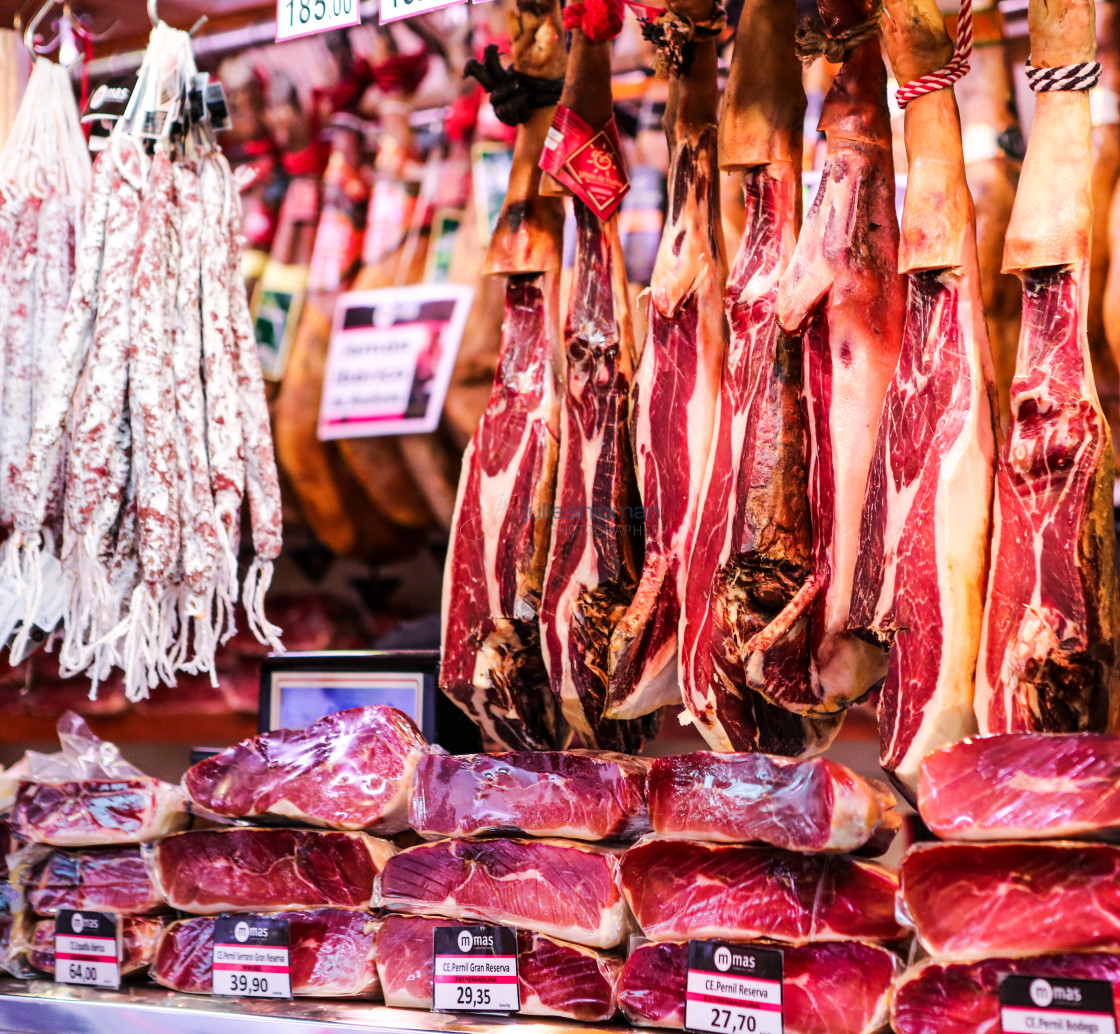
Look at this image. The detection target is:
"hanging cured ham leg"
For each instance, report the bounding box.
[850,0,997,793]
[604,0,727,720]
[772,0,905,713]
[975,0,1120,734]
[678,0,843,754]
[538,0,655,750]
[440,0,566,750]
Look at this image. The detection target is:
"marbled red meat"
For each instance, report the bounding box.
[12,777,188,847]
[409,751,649,841]
[891,954,1120,1034]
[646,752,897,854]
[919,732,1120,840]
[375,914,621,1020]
[618,939,898,1032]
[151,909,380,997]
[380,837,627,948]
[619,838,903,944]
[152,828,395,915]
[27,915,165,977]
[18,846,165,915]
[900,841,1120,959]
[183,705,428,833]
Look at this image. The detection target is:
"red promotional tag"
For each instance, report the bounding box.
[540,106,630,220]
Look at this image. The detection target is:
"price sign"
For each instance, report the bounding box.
[276,0,360,42]
[1000,974,1117,1034]
[55,910,120,989]
[380,0,465,24]
[432,925,519,1014]
[212,916,292,999]
[685,941,784,1034]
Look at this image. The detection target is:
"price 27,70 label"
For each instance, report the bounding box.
[432,925,520,1014]
[684,941,784,1034]
[276,0,360,42]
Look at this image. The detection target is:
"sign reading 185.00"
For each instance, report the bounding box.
[55,910,120,990]
[212,916,292,999]
[276,0,359,42]
[685,941,784,1034]
[432,926,519,1014]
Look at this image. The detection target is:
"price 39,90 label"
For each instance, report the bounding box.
[684,941,784,1034]
[276,0,359,42]
[432,925,519,1014]
[55,910,121,990]
[212,916,292,999]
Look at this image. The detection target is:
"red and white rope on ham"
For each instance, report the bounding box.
[895,0,973,108]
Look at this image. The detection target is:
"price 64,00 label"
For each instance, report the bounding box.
[432,925,520,1014]
[212,916,292,1000]
[684,941,784,1034]
[55,910,121,990]
[276,0,360,42]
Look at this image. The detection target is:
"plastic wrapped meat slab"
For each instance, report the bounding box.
[618,939,899,1032]
[620,838,904,945]
[151,910,381,997]
[151,828,395,914]
[409,751,649,841]
[184,706,429,834]
[375,914,621,1020]
[380,837,628,949]
[15,845,165,915]
[646,752,898,854]
[899,841,1120,959]
[919,733,1120,841]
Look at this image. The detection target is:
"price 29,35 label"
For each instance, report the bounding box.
[685,941,784,1034]
[212,916,292,1000]
[432,925,519,1014]
[55,910,121,990]
[276,0,360,42]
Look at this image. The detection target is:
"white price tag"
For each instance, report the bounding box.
[276,0,360,42]
[684,941,784,1034]
[432,925,520,1014]
[212,916,292,999]
[380,0,466,24]
[1000,975,1117,1034]
[55,910,120,990]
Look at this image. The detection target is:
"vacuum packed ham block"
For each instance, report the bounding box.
[646,752,898,854]
[14,845,165,915]
[618,938,898,1032]
[380,837,628,949]
[375,914,621,1020]
[151,910,381,997]
[409,751,649,841]
[151,828,395,914]
[900,841,1120,959]
[620,838,903,944]
[919,732,1120,841]
[183,706,429,834]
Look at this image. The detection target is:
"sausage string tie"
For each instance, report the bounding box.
[625,0,727,79]
[795,0,883,66]
[895,0,973,108]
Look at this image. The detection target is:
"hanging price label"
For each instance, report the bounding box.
[684,941,784,1034]
[1000,974,1118,1034]
[432,925,520,1014]
[380,0,466,25]
[276,0,360,42]
[212,916,293,999]
[55,910,121,990]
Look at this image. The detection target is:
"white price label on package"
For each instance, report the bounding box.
[432,925,519,1014]
[212,916,292,999]
[55,910,120,990]
[276,0,360,42]
[1000,974,1117,1034]
[684,941,784,1034]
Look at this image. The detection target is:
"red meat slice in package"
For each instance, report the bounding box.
[151,910,381,997]
[11,713,187,847]
[151,828,395,914]
[900,841,1120,959]
[891,954,1120,1034]
[618,939,899,1032]
[375,914,622,1020]
[646,752,898,854]
[408,751,649,842]
[380,838,628,949]
[25,915,166,977]
[14,845,165,915]
[620,838,903,945]
[919,733,1120,841]
[183,705,429,834]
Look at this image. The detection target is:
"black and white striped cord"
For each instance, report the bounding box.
[1026,60,1102,93]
